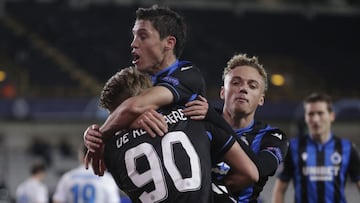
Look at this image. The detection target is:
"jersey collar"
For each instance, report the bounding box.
[234,120,255,135]
[151,59,179,84]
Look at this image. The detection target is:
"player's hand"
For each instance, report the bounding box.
[84,124,103,152]
[183,95,208,120]
[130,109,168,138]
[84,147,106,176]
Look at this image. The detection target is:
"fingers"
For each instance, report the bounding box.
[139,120,157,138]
[183,99,209,120]
[84,150,90,169]
[141,110,168,137]
[98,146,106,176]
[188,115,206,120]
[84,125,104,152]
[99,158,106,176]
[198,95,208,102]
[84,148,106,176]
[91,155,100,176]
[130,109,168,138]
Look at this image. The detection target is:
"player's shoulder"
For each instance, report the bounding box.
[174,60,201,74]
[255,122,286,138]
[101,172,118,183]
[264,128,286,137]
[333,135,351,142]
[333,135,357,148]
[63,166,88,177]
[259,125,288,145]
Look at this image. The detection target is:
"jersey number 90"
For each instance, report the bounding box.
[125,131,201,202]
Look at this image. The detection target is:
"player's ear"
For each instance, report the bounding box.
[330,111,335,122]
[258,94,265,106]
[164,36,176,51]
[220,86,225,100]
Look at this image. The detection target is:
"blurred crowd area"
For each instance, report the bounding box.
[0,0,359,102]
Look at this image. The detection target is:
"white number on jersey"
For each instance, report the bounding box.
[124,131,201,203]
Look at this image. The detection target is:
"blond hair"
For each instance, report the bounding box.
[222,53,268,92]
[99,67,153,112]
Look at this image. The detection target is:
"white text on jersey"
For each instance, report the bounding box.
[116,109,187,148]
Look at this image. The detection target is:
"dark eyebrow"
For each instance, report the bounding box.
[133,28,149,34]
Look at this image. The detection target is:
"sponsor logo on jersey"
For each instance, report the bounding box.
[180,66,192,71]
[272,132,282,140]
[162,76,179,86]
[302,166,340,181]
[240,136,249,146]
[301,151,342,181]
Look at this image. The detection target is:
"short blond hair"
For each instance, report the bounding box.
[222,53,268,92]
[99,67,153,112]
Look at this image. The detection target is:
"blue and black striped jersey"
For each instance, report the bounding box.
[212,121,288,203]
[279,134,360,203]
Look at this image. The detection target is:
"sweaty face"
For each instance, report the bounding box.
[221,66,265,117]
[305,101,334,140]
[131,20,167,75]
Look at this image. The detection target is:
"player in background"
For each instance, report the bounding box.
[52,144,120,203]
[16,162,48,203]
[272,92,360,203]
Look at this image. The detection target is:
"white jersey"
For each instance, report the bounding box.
[16,178,49,203]
[52,165,120,203]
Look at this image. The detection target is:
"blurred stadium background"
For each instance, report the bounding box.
[0,0,359,202]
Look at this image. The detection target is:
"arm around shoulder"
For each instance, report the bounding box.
[223,141,259,192]
[100,86,173,138]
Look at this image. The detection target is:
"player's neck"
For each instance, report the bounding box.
[311,131,331,144]
[154,53,177,74]
[223,110,254,129]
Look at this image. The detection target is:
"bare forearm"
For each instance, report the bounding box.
[272,190,285,203]
[99,109,136,140]
[272,180,288,203]
[224,172,254,192]
[99,99,140,140]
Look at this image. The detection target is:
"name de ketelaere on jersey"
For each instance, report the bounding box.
[104,106,236,203]
[279,134,360,203]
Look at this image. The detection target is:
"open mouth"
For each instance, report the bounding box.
[132,53,140,64]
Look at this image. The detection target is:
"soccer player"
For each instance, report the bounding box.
[184,53,289,202]
[16,162,48,203]
[272,92,360,203]
[52,144,120,203]
[84,5,206,170]
[84,6,264,181]
[95,66,259,202]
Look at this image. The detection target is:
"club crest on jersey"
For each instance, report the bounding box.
[331,151,342,165]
